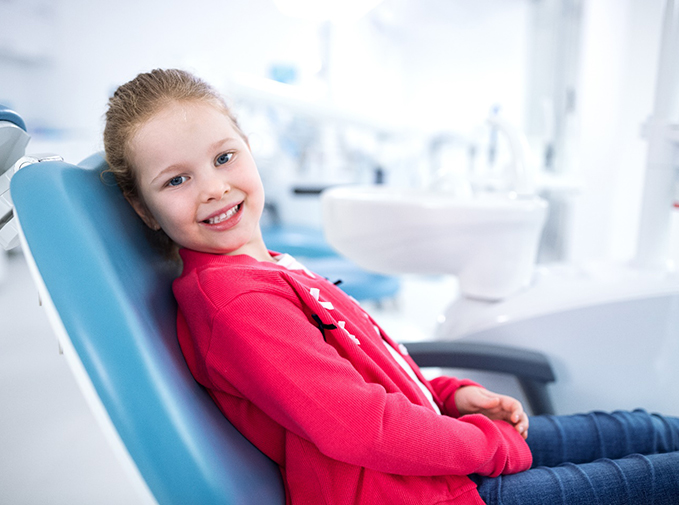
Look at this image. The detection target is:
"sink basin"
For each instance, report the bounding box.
[321,185,549,300]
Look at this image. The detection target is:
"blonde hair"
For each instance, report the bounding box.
[103,68,246,257]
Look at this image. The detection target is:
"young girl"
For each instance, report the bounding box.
[104,69,679,505]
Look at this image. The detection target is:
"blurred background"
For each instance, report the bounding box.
[2,0,669,264]
[0,0,673,503]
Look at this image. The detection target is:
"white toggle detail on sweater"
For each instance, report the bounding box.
[338,321,360,345]
[309,288,334,310]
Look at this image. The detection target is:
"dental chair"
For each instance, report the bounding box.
[3,106,555,505]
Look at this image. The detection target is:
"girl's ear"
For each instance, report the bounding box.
[126,195,160,231]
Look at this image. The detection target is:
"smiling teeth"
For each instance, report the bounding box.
[206,204,240,224]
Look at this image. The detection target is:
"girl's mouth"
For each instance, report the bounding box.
[203,203,242,224]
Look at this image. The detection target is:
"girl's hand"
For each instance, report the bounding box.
[454,386,529,439]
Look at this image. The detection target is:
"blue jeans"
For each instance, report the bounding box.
[471,410,679,504]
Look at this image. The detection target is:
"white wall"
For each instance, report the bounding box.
[569,0,664,263]
[396,1,530,134]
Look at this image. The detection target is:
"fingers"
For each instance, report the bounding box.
[508,400,524,424]
[455,388,530,440]
[488,392,529,439]
[514,411,529,439]
[488,392,519,418]
[506,400,529,439]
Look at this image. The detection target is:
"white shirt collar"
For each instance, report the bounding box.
[274,253,316,278]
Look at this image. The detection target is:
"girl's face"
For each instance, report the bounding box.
[127,100,270,260]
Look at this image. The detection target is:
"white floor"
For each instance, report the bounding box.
[0,251,144,505]
[0,249,458,504]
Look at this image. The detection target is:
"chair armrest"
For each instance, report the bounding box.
[405,341,556,416]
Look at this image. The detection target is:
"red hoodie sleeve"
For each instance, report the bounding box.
[204,291,532,477]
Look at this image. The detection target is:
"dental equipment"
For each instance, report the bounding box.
[0,105,63,251]
[486,115,539,198]
[435,0,679,416]
[635,0,679,270]
[0,106,31,250]
[323,114,548,302]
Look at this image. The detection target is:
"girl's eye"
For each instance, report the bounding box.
[216,152,233,166]
[167,175,187,187]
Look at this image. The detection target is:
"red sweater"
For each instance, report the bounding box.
[173,249,532,504]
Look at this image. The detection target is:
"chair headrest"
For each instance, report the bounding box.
[0,104,27,131]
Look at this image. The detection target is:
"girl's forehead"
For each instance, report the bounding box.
[148,100,220,127]
[128,101,244,179]
[133,101,236,146]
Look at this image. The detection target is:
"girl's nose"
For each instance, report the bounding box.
[201,173,230,202]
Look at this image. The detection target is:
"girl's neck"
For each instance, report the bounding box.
[245,247,276,263]
[228,233,275,263]
[244,228,276,263]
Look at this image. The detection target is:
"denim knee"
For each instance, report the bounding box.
[473,452,679,505]
[527,410,679,468]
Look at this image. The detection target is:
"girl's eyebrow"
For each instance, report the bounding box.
[211,137,239,150]
[150,164,185,185]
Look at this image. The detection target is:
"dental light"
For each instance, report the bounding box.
[272,0,384,24]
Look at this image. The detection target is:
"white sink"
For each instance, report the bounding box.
[321,185,549,301]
